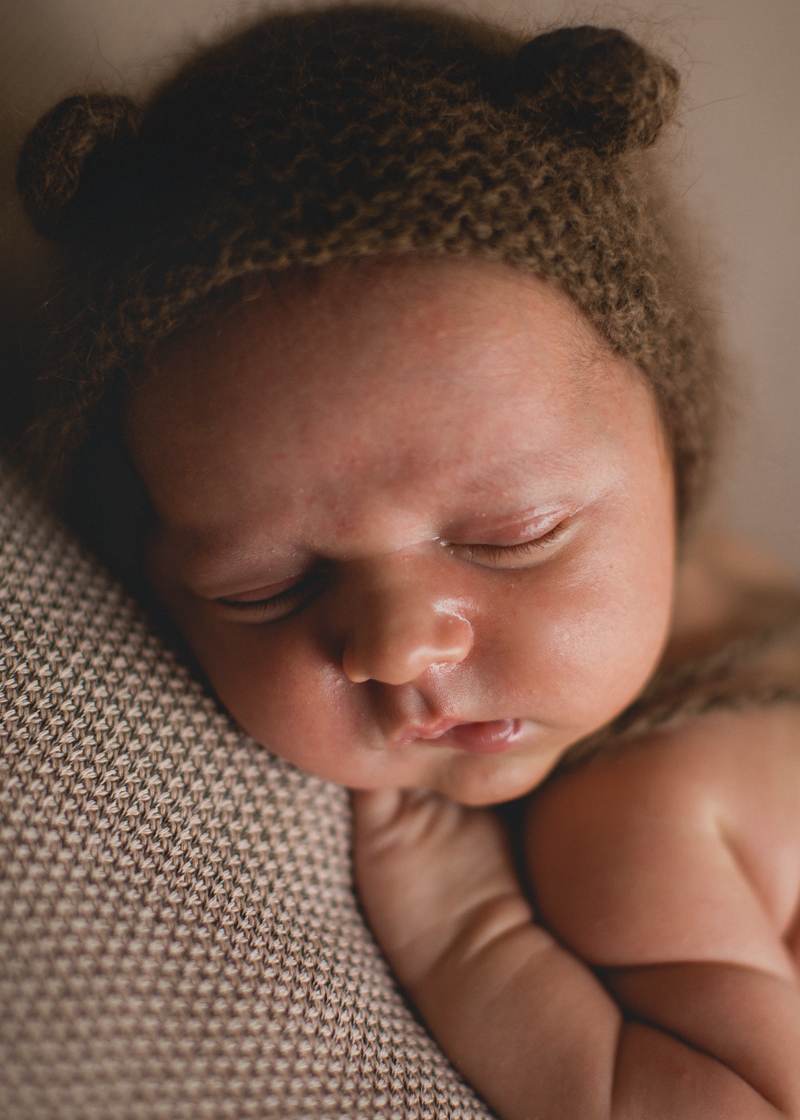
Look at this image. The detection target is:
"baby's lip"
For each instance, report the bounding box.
[389,719,459,746]
[389,718,523,755]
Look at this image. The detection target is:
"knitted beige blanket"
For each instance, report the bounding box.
[0,462,492,1119]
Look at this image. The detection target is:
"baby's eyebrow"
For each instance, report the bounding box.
[452,444,585,493]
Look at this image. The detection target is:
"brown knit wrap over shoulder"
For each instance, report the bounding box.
[0,459,493,1118]
[17,4,722,530]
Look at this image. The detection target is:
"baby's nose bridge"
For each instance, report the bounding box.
[337,552,474,685]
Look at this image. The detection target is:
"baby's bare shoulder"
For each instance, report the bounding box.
[559,703,800,830]
[526,705,800,975]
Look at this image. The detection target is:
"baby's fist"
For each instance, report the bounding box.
[351,788,532,996]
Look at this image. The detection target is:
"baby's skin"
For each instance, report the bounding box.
[354,702,800,1119]
[125,254,800,1118]
[353,536,800,1118]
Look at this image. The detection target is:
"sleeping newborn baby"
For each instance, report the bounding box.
[126,258,800,1120]
[17,8,800,1117]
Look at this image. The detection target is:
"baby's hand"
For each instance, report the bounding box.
[353,725,800,1120]
[352,788,627,1120]
[351,788,533,995]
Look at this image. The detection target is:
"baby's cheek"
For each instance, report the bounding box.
[521,561,670,730]
[198,628,419,788]
[203,628,349,767]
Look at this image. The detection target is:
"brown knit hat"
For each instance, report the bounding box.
[16,3,721,543]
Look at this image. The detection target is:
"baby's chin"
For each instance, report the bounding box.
[382,750,563,806]
[290,734,569,806]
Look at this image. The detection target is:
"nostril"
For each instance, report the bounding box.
[342,646,371,684]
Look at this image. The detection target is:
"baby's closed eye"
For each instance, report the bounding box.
[442,518,571,568]
[214,566,329,621]
[206,513,574,622]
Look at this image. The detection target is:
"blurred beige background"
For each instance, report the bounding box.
[1,0,798,565]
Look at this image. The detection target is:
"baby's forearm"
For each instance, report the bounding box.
[406,907,622,1120]
[606,962,800,1117]
[413,914,795,1120]
[352,789,796,1120]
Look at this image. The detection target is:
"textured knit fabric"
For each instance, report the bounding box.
[16,5,721,530]
[5,473,800,1117]
[0,459,493,1120]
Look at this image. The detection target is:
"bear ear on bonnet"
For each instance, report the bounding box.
[512,25,680,154]
[16,93,142,242]
[16,24,679,245]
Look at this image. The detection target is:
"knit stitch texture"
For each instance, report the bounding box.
[0,459,493,1120]
[16,4,721,533]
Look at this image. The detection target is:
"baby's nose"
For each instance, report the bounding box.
[339,558,474,686]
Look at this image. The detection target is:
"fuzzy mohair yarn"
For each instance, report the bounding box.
[16,4,722,546]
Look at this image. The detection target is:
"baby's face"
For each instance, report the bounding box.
[126,257,675,805]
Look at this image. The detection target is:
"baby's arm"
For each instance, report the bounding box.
[352,706,800,1119]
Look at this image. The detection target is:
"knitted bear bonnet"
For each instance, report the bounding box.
[16,3,722,550]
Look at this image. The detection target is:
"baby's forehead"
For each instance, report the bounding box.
[130,259,624,457]
[125,256,660,550]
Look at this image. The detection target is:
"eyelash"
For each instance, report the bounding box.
[456,521,568,565]
[221,588,301,614]
[217,573,323,618]
[217,523,567,618]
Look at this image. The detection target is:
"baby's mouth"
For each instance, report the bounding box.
[392,719,523,755]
